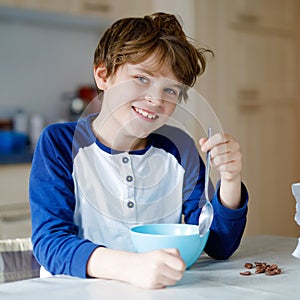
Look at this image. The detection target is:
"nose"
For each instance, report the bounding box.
[145,93,164,107]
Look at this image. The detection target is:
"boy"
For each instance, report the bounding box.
[29,12,248,289]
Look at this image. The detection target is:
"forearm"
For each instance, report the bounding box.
[86,247,186,289]
[87,247,136,281]
[219,176,242,209]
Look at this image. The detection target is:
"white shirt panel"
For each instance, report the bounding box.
[72,143,184,250]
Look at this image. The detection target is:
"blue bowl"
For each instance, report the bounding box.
[130,224,209,268]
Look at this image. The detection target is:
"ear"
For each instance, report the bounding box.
[94,64,108,91]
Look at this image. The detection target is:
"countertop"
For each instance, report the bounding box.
[0,235,299,300]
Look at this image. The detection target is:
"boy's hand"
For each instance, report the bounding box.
[199,133,242,182]
[199,133,242,209]
[128,248,186,289]
[87,247,186,289]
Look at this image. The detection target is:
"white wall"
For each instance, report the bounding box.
[0,14,104,123]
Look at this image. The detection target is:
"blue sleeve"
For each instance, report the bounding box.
[181,133,248,260]
[29,124,99,278]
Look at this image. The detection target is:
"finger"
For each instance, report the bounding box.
[210,139,240,159]
[199,137,207,148]
[144,249,185,288]
[156,273,178,288]
[211,151,242,169]
[160,267,183,286]
[201,133,232,152]
[158,252,185,285]
[209,143,229,158]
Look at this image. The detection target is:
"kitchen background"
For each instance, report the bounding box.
[0,0,299,239]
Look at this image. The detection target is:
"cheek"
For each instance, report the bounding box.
[105,80,145,108]
[165,102,177,116]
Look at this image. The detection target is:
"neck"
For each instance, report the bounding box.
[92,115,148,152]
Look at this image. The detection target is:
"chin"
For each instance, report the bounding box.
[131,128,151,139]
[126,117,165,139]
[125,127,150,140]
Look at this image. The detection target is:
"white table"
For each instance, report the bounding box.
[1,236,299,300]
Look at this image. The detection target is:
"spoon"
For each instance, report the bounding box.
[198,127,214,236]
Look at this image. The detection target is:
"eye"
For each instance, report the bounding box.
[136,76,150,85]
[164,88,177,96]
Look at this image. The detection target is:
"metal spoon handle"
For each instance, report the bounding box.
[204,127,212,201]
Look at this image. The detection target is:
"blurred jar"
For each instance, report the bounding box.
[29,114,44,151]
[13,109,28,134]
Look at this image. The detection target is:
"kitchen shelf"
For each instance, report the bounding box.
[0,148,33,165]
[0,5,111,32]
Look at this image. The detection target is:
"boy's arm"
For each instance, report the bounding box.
[182,132,248,260]
[30,125,99,277]
[87,247,185,289]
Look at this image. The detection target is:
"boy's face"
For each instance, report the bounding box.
[94,52,183,139]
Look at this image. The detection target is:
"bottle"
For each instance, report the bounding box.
[13,109,28,134]
[29,114,44,151]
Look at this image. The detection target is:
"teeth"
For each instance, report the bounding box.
[134,107,157,119]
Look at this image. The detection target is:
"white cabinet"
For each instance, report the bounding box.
[228,0,296,31]
[0,0,153,31]
[0,0,70,12]
[233,31,296,106]
[236,102,299,236]
[72,0,152,19]
[0,0,152,20]
[20,0,70,13]
[195,0,300,237]
[231,0,299,237]
[0,164,32,239]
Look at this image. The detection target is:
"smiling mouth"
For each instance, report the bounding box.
[132,106,158,120]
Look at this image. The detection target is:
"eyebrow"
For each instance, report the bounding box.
[134,67,155,77]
